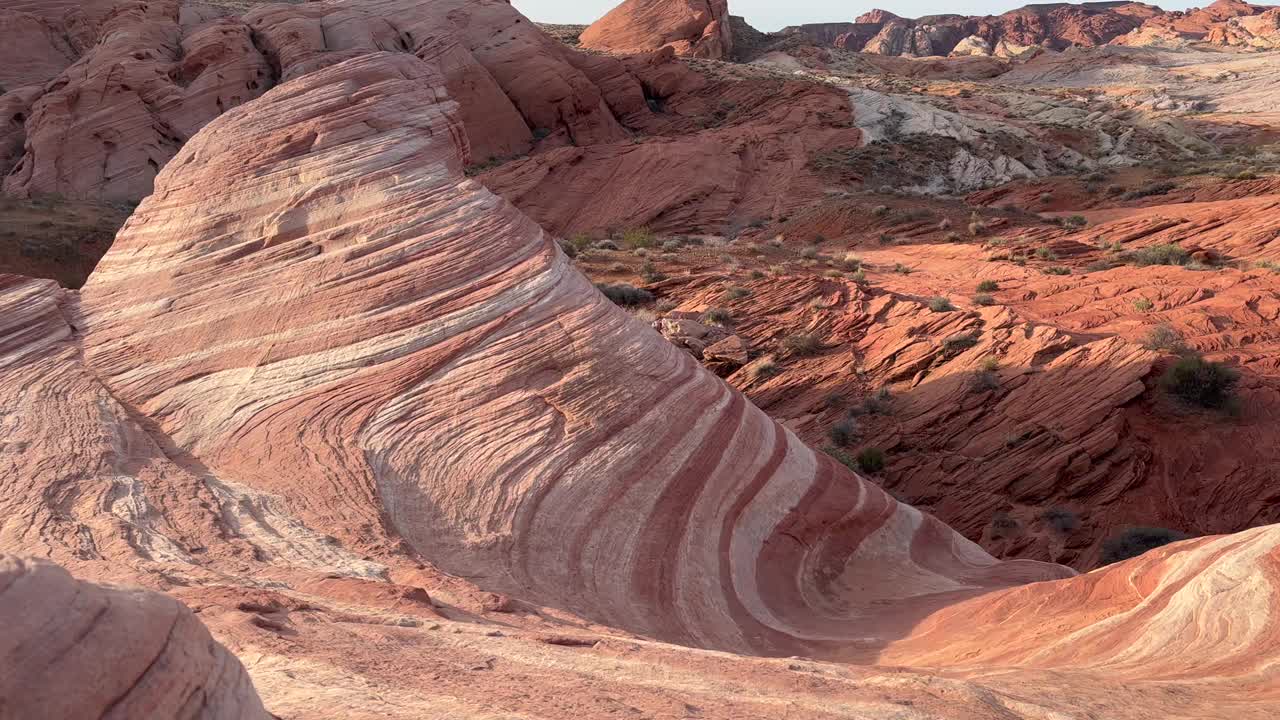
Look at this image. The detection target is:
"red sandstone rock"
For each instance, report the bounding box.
[0,555,268,719]
[580,0,733,59]
[2,0,273,201]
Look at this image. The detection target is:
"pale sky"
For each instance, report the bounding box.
[512,1,1202,33]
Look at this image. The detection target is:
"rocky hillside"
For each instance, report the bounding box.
[777,0,1280,57]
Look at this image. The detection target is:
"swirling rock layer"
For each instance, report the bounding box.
[0,2,1279,718]
[75,50,1065,657]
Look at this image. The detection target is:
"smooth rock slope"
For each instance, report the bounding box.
[75,50,1067,656]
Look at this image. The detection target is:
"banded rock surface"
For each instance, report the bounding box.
[0,33,1275,719]
[75,50,1066,656]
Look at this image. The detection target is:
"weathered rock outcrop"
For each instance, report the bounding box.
[0,25,1276,717]
[2,0,273,202]
[784,1,1278,56]
[0,554,267,719]
[580,0,733,59]
[75,50,1065,655]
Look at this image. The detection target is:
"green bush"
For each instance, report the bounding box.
[621,227,654,249]
[977,280,1000,292]
[855,447,886,473]
[973,293,995,306]
[1101,527,1189,565]
[928,297,954,312]
[1043,265,1070,276]
[1160,355,1239,409]
[1035,247,1058,261]
[722,285,752,300]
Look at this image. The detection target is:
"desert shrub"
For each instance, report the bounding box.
[621,227,654,249]
[558,240,578,258]
[1143,324,1189,354]
[633,247,649,257]
[990,511,1020,538]
[701,308,732,325]
[1038,191,1054,204]
[939,217,953,231]
[1043,265,1070,276]
[928,296,954,312]
[640,261,667,283]
[656,300,678,313]
[596,283,653,306]
[946,231,963,243]
[1061,215,1087,229]
[1101,527,1189,565]
[973,293,995,306]
[842,253,862,271]
[750,269,766,280]
[1126,244,1189,267]
[828,416,859,446]
[768,237,784,248]
[1044,508,1080,534]
[608,262,626,273]
[782,333,821,355]
[977,280,999,292]
[980,356,1000,372]
[1122,181,1177,201]
[752,359,780,379]
[568,232,594,250]
[800,246,819,259]
[594,239,620,251]
[1034,247,1058,261]
[1160,354,1240,409]
[1133,298,1154,312]
[723,285,752,300]
[855,447,886,473]
[862,387,893,415]
[1085,260,1115,273]
[872,204,889,216]
[825,269,843,278]
[850,269,868,284]
[893,263,913,274]
[970,369,1000,393]
[942,332,979,354]
[879,233,896,245]
[662,239,682,252]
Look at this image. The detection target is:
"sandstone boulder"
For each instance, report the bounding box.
[0,555,268,719]
[580,0,734,59]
